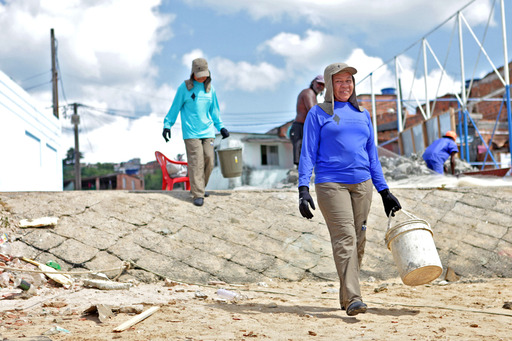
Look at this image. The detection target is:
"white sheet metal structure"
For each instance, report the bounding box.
[358,0,511,164]
[0,70,63,191]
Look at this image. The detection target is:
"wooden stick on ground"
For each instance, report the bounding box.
[113,306,160,332]
[21,257,73,288]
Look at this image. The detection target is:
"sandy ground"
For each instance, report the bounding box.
[1,276,511,341]
[1,186,512,340]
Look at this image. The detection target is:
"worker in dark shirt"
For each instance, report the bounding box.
[289,75,325,165]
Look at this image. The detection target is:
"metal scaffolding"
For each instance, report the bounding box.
[359,0,511,170]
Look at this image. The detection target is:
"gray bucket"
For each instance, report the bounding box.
[217,147,243,178]
[385,210,443,286]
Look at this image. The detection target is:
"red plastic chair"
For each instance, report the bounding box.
[155,151,191,191]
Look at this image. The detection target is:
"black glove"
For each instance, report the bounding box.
[220,128,230,139]
[299,186,315,219]
[379,189,401,217]
[162,128,171,142]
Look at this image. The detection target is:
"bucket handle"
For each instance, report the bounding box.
[387,208,421,231]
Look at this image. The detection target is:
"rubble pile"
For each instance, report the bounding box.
[283,151,479,186]
[0,255,48,298]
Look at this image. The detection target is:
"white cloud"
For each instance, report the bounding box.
[349,49,461,108]
[211,58,286,92]
[62,112,185,164]
[261,30,349,72]
[1,0,500,166]
[182,49,206,69]
[0,0,172,106]
[186,0,493,34]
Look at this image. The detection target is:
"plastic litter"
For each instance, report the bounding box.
[216,288,247,303]
[0,233,12,261]
[14,277,37,296]
[46,260,61,270]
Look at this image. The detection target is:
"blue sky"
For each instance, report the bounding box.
[0,0,510,163]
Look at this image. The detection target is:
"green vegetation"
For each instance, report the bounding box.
[63,148,115,181]
[82,163,115,178]
[144,172,163,190]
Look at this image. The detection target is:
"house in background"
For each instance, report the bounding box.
[207,131,294,190]
[0,70,63,191]
[75,173,144,190]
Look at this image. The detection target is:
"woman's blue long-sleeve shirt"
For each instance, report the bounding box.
[298,101,388,192]
[164,80,224,139]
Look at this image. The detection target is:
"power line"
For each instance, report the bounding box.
[20,70,51,82]
[24,80,52,91]
[63,73,171,102]
[79,104,150,119]
[56,39,69,105]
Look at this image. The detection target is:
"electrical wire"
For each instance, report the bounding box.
[20,70,51,83]
[63,72,171,102]
[56,38,69,105]
[24,80,51,91]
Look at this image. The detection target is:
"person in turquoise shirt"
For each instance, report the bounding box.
[162,58,229,206]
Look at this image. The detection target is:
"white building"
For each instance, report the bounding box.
[0,70,63,191]
[207,131,294,190]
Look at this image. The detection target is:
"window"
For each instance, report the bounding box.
[261,145,279,166]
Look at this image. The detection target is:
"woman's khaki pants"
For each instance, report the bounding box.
[315,180,373,309]
[184,138,215,199]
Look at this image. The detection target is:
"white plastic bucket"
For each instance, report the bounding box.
[385,210,443,286]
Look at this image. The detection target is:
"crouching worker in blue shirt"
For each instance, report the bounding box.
[422,131,459,175]
[297,62,401,316]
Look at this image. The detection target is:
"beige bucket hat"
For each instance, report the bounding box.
[185,58,212,92]
[318,62,362,115]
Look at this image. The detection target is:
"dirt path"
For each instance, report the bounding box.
[1,277,511,340]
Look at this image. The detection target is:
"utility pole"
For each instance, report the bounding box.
[72,103,81,190]
[51,28,59,118]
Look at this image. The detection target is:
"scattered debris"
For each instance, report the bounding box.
[113,306,160,332]
[43,325,71,335]
[84,304,114,323]
[84,303,145,323]
[216,288,247,303]
[321,288,337,294]
[19,216,59,228]
[194,290,208,299]
[503,302,512,310]
[45,260,61,270]
[374,284,389,293]
[21,257,73,288]
[445,267,460,282]
[243,331,258,337]
[82,279,132,290]
[42,300,68,308]
[164,278,181,287]
[116,304,144,314]
[208,280,227,286]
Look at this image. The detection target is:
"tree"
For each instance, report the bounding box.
[144,172,163,190]
[63,148,83,165]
